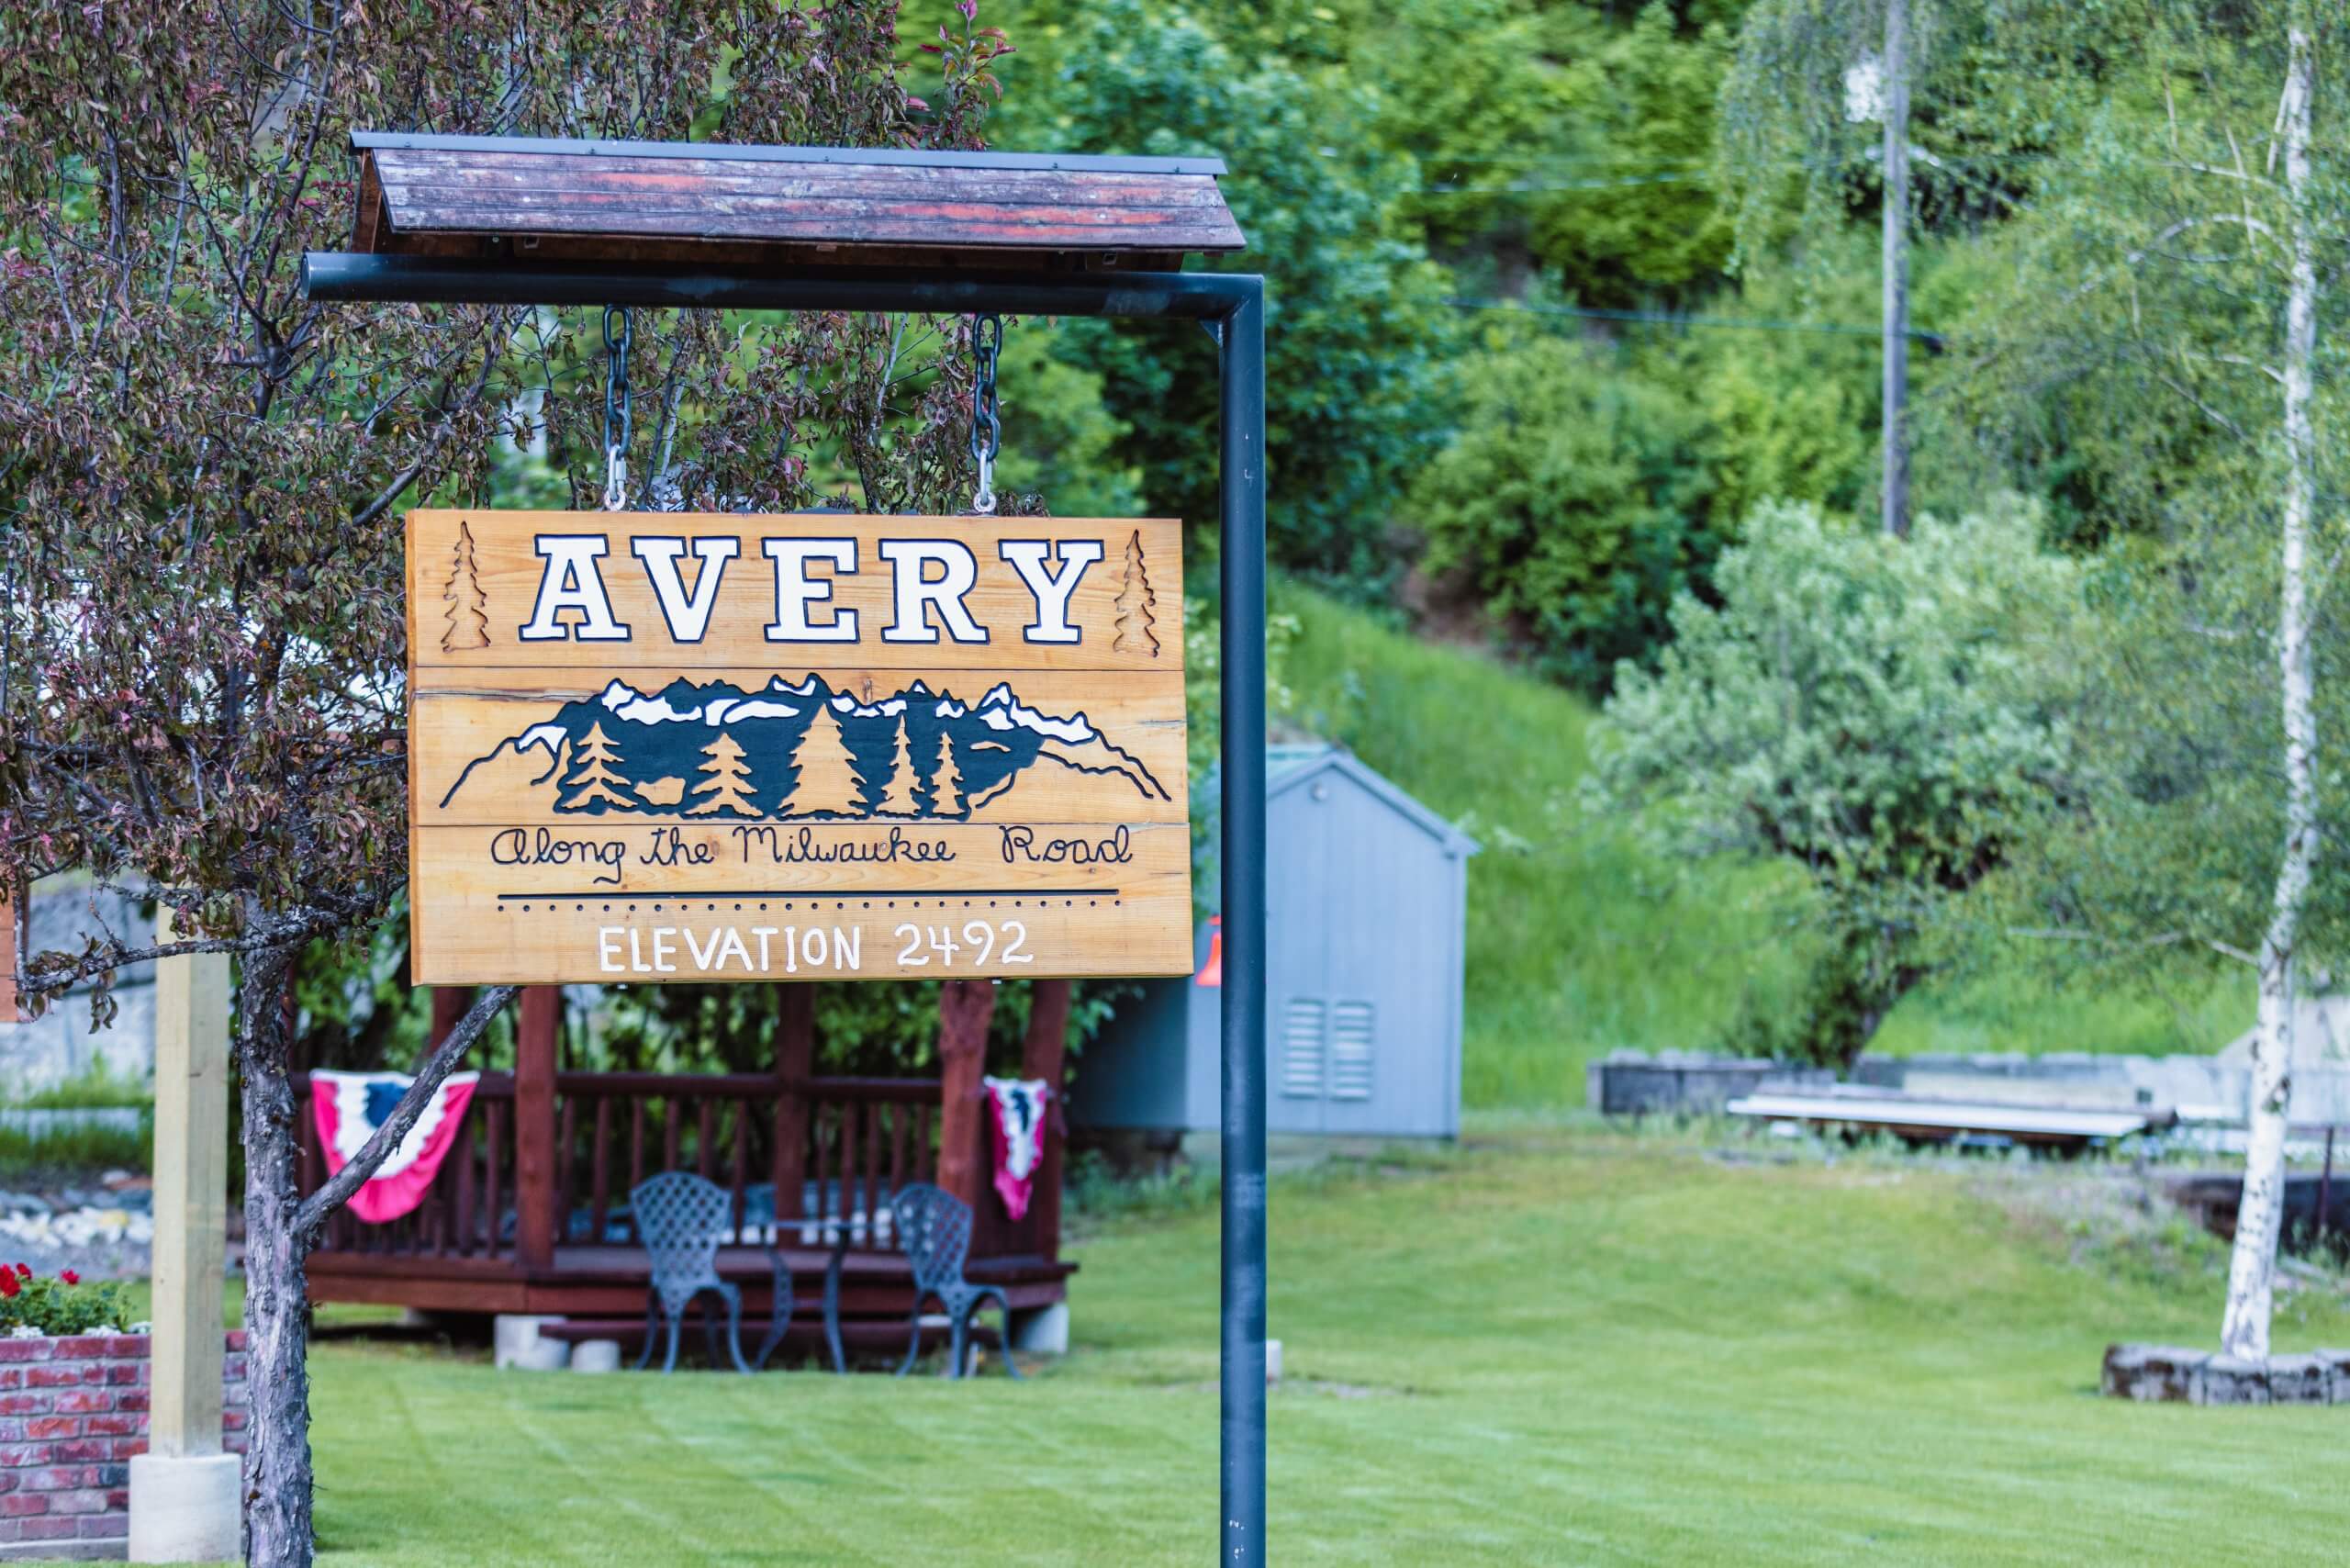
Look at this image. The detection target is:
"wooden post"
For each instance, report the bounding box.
[772,984,814,1224]
[934,980,996,1215]
[1022,980,1074,1261]
[0,893,18,1024]
[147,910,229,1458]
[428,985,474,1046]
[514,987,560,1270]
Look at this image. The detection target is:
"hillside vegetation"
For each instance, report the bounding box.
[1273,586,2248,1106]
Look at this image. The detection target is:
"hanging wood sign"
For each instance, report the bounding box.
[406,510,1189,985]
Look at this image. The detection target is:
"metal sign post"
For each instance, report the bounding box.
[305,247,1270,1563]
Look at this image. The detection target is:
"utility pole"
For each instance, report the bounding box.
[1881,0,1911,538]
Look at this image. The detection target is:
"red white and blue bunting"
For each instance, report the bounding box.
[983,1076,1052,1221]
[309,1070,479,1224]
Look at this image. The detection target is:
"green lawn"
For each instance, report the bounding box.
[167,1124,2343,1566]
[1273,587,2251,1106]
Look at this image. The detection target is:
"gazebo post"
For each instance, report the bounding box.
[934,978,996,1216]
[514,988,561,1270]
[772,984,815,1229]
[1022,980,1074,1263]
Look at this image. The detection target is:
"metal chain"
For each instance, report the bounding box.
[968,313,1002,515]
[602,305,632,510]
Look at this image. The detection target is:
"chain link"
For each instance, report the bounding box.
[968,313,1002,515]
[602,305,633,510]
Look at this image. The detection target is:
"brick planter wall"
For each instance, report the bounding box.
[0,1332,247,1559]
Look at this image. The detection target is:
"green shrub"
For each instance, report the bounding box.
[1411,337,1725,692]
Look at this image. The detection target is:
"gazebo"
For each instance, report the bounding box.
[291,130,1251,1352]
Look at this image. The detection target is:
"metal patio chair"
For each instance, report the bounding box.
[887,1182,1021,1380]
[629,1171,794,1374]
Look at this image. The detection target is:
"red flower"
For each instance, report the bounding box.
[58,1271,78,1286]
[11,1264,26,1279]
[0,1272,18,1300]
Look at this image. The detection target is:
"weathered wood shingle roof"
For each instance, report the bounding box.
[349,132,1244,273]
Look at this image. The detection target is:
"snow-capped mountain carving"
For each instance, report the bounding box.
[438,674,1169,821]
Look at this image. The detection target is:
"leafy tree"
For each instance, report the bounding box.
[0,6,1010,1562]
[993,0,1458,587]
[1941,2,2349,1359]
[1590,500,2080,1067]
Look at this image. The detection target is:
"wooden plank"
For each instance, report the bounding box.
[149,910,229,1458]
[1022,980,1073,1264]
[368,150,1246,252]
[0,896,18,1024]
[375,148,1235,202]
[407,510,1192,985]
[515,987,560,1269]
[365,228,1191,274]
[408,511,1182,674]
[378,198,1244,250]
[934,980,993,1216]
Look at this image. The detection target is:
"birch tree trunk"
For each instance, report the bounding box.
[2220,17,2318,1363]
[1880,0,1911,540]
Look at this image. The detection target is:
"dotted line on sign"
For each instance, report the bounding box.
[500,897,1121,914]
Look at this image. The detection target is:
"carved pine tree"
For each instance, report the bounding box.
[1111,528,1158,656]
[782,706,867,817]
[560,722,632,812]
[929,728,965,817]
[685,731,759,817]
[440,520,490,652]
[877,717,921,816]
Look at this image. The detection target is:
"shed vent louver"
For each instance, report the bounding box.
[1330,1002,1375,1101]
[1281,999,1326,1098]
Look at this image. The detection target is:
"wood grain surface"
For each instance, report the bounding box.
[407,510,1192,984]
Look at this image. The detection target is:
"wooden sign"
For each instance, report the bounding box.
[405,510,1189,984]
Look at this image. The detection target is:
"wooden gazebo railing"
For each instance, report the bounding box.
[293,980,1075,1318]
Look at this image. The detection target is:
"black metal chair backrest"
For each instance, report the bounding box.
[888,1182,975,1298]
[632,1171,733,1311]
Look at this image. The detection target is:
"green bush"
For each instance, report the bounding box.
[1410,337,1725,692]
[1589,499,2084,1067]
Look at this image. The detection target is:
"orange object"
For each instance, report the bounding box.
[1195,916,1223,988]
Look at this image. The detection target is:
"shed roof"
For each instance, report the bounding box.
[345,131,1246,273]
[1260,745,1481,857]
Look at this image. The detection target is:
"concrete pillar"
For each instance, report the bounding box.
[130,910,241,1562]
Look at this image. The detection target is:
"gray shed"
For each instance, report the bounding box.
[1072,745,1478,1139]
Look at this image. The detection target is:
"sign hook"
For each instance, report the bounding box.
[602,305,633,510]
[968,313,1002,515]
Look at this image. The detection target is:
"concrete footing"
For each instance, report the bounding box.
[493,1315,570,1372]
[128,1451,241,1563]
[1010,1303,1069,1356]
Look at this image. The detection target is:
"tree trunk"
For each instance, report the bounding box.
[2221,19,2318,1363]
[236,946,316,1568]
[1880,0,1911,540]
